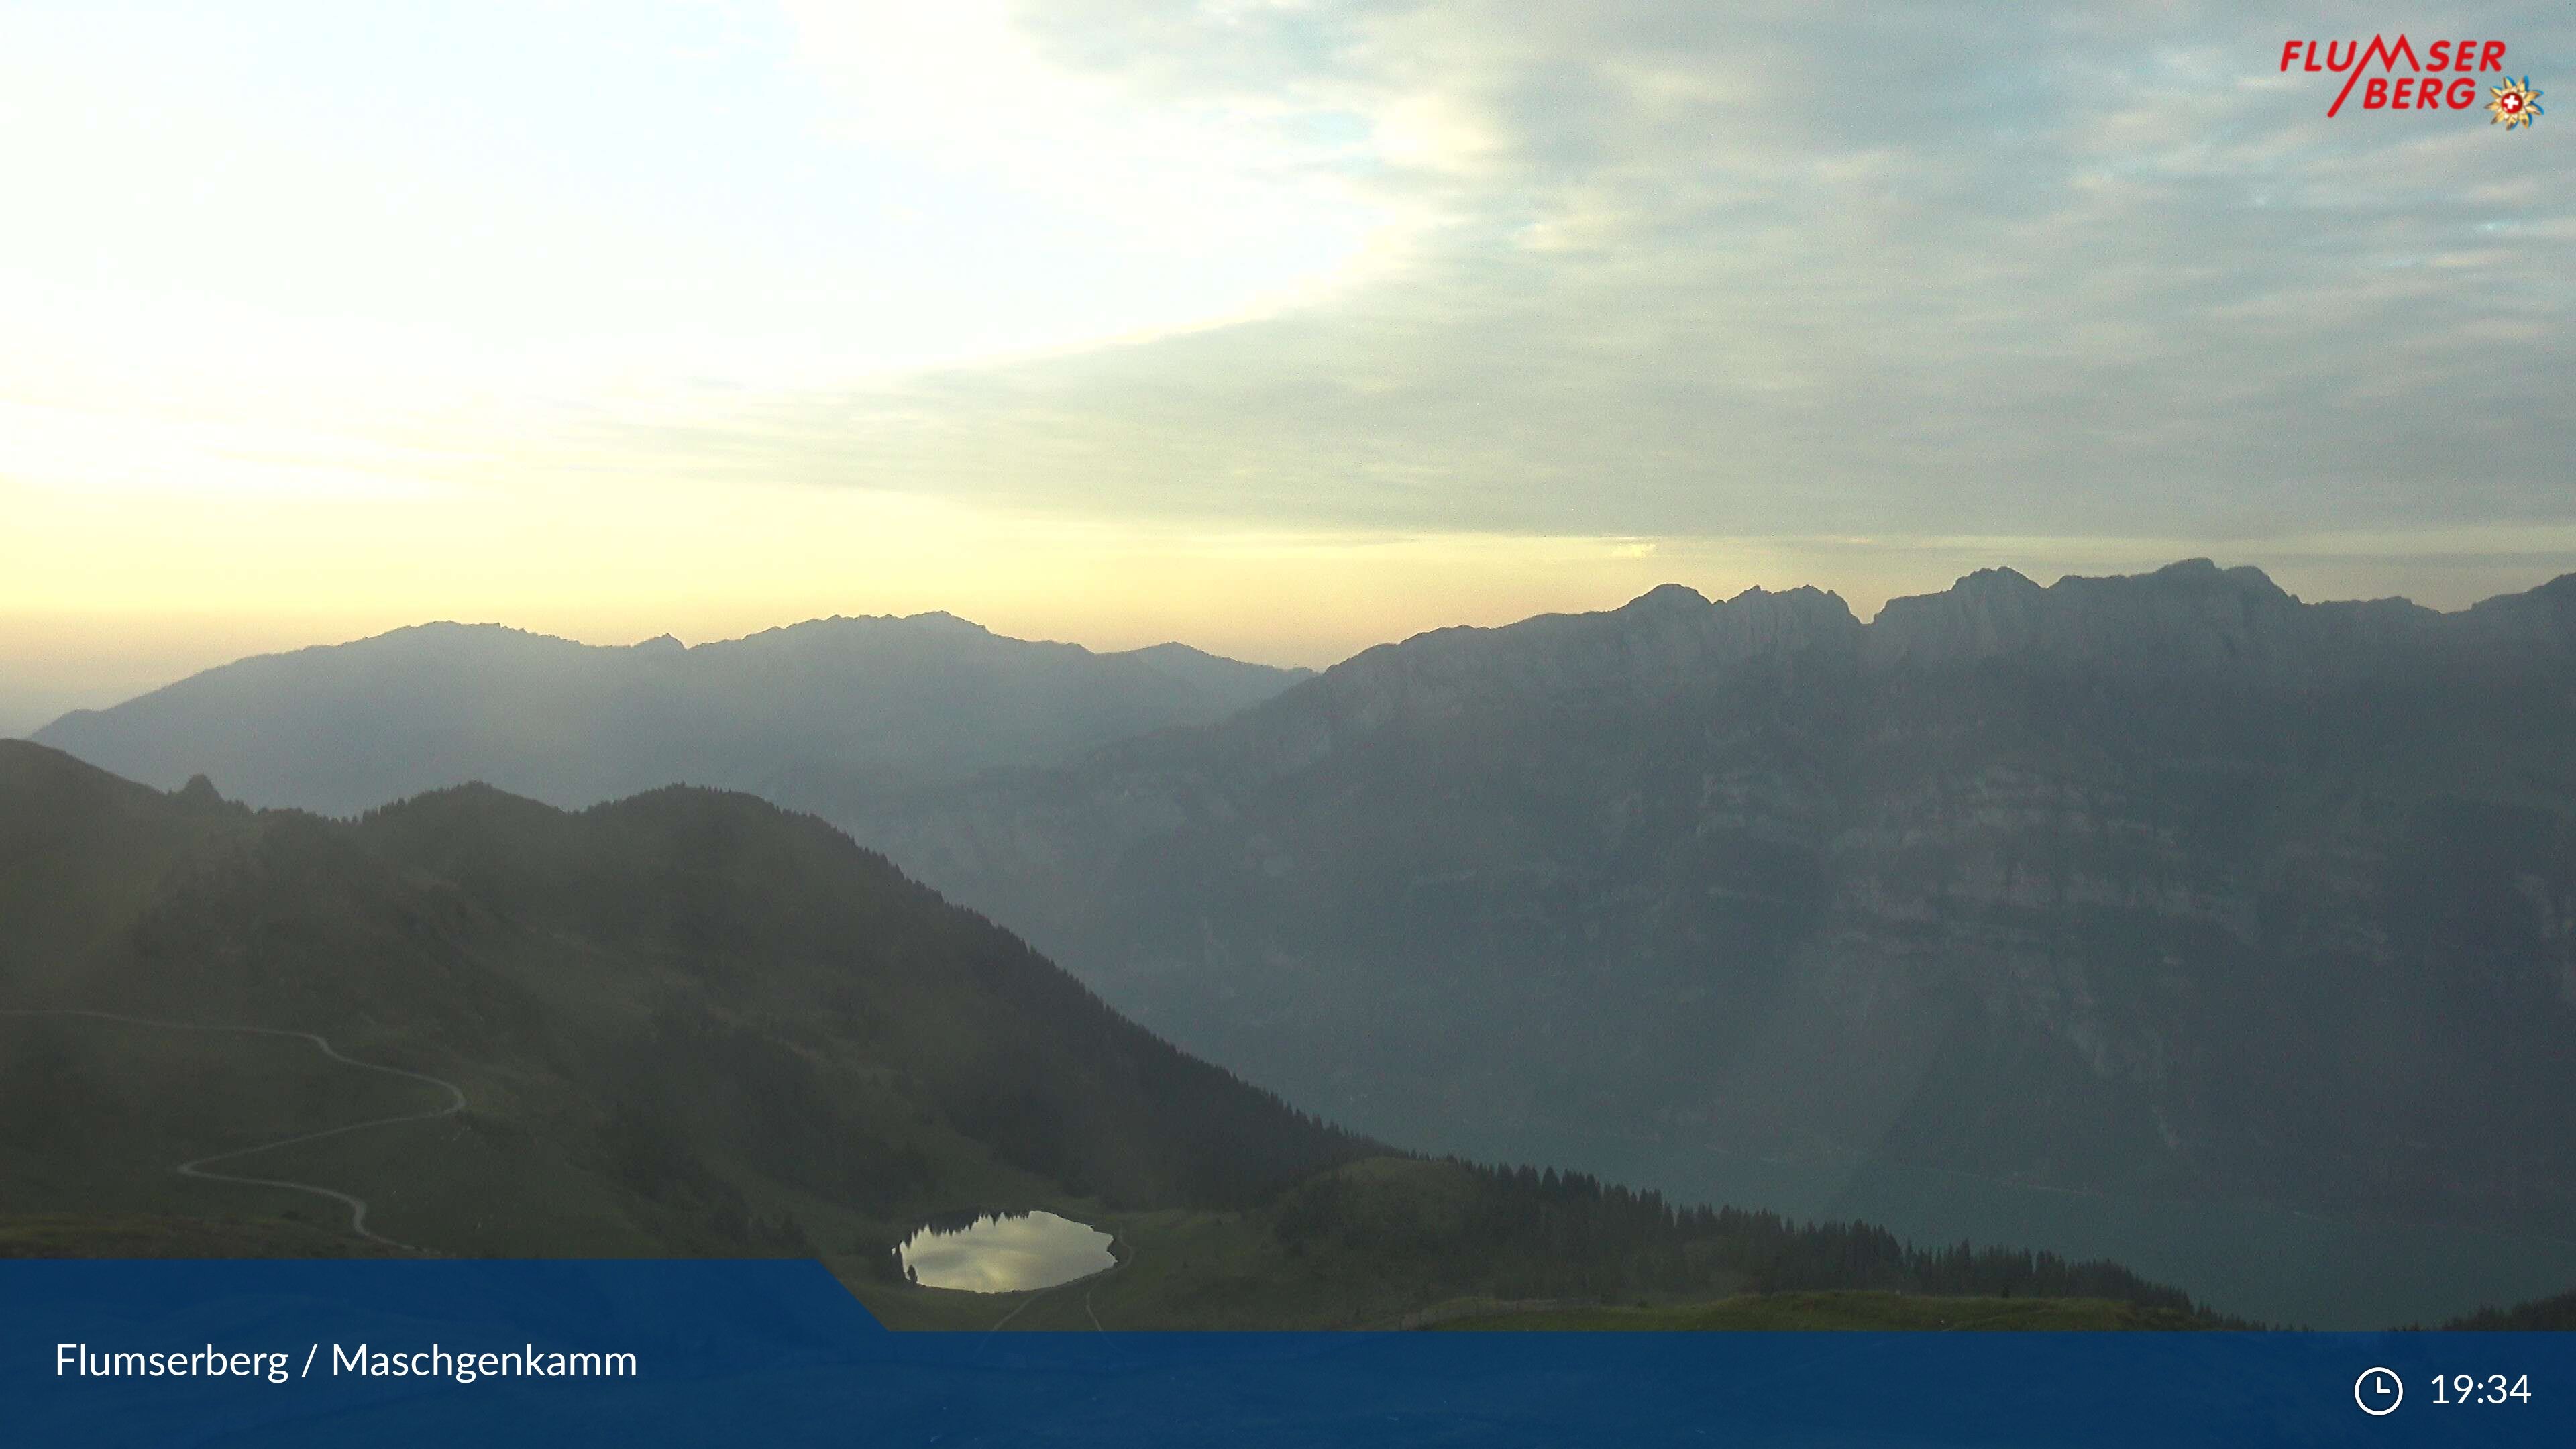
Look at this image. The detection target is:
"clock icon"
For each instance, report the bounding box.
[2355,1367,2404,1416]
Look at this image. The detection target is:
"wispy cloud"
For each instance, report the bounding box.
[3,1,2569,712]
[655,1,2573,553]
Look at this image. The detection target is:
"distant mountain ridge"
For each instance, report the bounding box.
[1865,559,2575,676]
[985,559,2574,823]
[30,612,1311,819]
[1279,560,2574,725]
[15,559,2574,1324]
[839,560,2576,1303]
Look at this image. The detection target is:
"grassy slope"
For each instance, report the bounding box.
[0,1214,405,1259]
[841,1242,2208,1332]
[3,743,2247,1330]
[837,1156,2238,1331]
[0,740,1364,1265]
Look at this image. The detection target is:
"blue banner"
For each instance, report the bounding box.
[3,1260,2567,1446]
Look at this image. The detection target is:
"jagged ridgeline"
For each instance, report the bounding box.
[849,561,2576,1250]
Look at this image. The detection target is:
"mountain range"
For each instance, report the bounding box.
[841,562,2576,1258]
[0,741,2218,1328]
[15,559,2576,1325]
[28,612,1308,818]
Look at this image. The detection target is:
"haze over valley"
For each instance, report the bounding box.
[6,0,2575,1349]
[15,559,2576,1325]
[1,733,2236,1330]
[32,611,1306,817]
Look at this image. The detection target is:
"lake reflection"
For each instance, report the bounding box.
[898,1210,1116,1293]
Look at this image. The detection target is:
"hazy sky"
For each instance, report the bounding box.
[3,2,2570,732]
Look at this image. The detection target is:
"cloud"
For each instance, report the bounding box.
[641,0,2573,551]
[6,0,2567,676]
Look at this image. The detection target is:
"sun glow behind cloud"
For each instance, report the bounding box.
[3,1,2570,731]
[0,0,1400,497]
[0,0,1426,719]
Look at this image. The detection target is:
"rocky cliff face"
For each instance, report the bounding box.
[1864,557,2567,678]
[852,563,2576,1235]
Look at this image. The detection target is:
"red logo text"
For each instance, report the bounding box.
[2279,36,2510,115]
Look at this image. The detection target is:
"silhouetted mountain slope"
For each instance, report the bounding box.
[850,562,2576,1241]
[0,739,1362,1256]
[1,741,2238,1327]
[30,613,1308,818]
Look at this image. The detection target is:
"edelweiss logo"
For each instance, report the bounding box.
[2278,36,2540,127]
[2487,76,2544,129]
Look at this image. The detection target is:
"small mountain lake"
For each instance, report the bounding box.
[897,1210,1116,1293]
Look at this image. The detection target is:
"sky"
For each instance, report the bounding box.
[3,1,2571,733]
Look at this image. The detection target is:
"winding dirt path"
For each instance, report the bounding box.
[0,1007,467,1253]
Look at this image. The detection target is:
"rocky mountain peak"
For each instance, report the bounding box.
[1619,582,1711,613]
[898,610,994,635]
[1870,560,2314,673]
